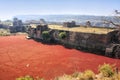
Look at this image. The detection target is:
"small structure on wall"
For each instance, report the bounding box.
[63,21,76,27]
[86,21,92,27]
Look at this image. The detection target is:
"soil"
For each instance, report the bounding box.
[0,35,120,80]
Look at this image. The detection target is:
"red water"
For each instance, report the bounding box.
[0,35,120,80]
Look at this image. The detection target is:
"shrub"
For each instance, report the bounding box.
[83,70,95,80]
[71,72,81,78]
[42,31,50,41]
[98,63,114,77]
[54,74,76,80]
[16,75,33,80]
[16,75,44,80]
[0,29,10,36]
[58,32,67,39]
[72,72,85,80]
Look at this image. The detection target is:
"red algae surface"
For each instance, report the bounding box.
[0,35,120,80]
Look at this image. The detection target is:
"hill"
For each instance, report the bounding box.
[15,15,118,27]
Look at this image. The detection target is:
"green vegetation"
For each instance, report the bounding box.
[0,29,11,36]
[98,63,114,77]
[83,70,95,80]
[58,32,67,39]
[42,31,50,41]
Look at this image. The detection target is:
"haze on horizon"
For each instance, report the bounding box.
[0,0,120,20]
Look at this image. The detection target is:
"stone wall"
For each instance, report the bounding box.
[52,29,107,52]
[28,27,109,53]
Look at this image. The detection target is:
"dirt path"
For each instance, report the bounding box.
[0,35,120,80]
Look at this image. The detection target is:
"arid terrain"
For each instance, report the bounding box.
[0,35,120,80]
[48,25,114,34]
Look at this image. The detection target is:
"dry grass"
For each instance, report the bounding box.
[0,29,11,36]
[55,72,120,80]
[48,25,115,34]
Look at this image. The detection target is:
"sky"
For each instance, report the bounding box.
[0,0,120,20]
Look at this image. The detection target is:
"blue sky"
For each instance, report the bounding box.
[0,0,120,20]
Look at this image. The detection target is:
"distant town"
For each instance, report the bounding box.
[0,15,119,31]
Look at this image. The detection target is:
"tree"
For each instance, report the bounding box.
[59,32,67,39]
[86,21,92,27]
[42,31,50,41]
[106,10,120,29]
[115,10,120,15]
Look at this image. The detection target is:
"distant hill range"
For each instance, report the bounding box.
[15,15,120,27]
